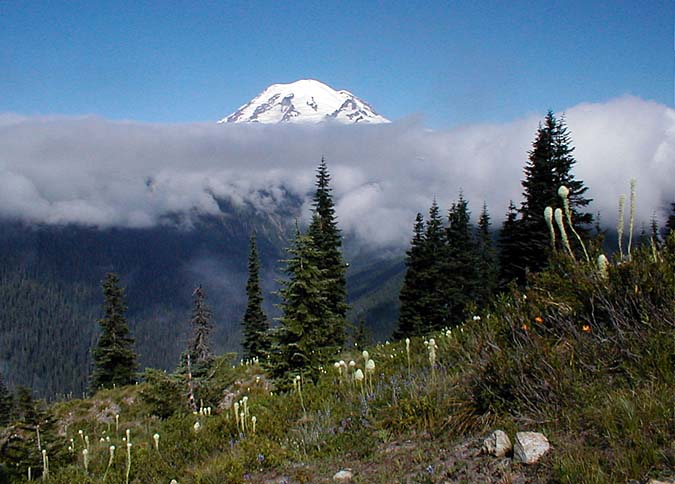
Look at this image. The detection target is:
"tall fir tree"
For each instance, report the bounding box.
[242,233,270,360]
[666,202,675,236]
[475,202,498,307]
[307,158,348,348]
[443,194,480,328]
[500,111,592,285]
[90,273,137,392]
[0,386,64,481]
[394,213,427,339]
[188,285,213,366]
[498,201,523,288]
[419,200,447,333]
[269,230,336,385]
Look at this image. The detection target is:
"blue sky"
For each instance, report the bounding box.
[1,1,673,127]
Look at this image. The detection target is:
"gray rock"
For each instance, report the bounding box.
[333,469,353,482]
[481,430,512,457]
[513,431,550,464]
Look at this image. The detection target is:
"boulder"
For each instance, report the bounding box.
[333,469,353,482]
[481,430,512,457]
[513,432,550,464]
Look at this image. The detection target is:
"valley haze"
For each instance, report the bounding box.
[1,95,672,250]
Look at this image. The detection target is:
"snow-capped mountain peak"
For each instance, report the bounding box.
[219,79,390,124]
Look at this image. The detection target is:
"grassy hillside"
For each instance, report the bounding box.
[0,236,673,483]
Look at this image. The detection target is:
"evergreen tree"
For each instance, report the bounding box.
[14,387,37,425]
[242,233,270,360]
[269,230,336,385]
[443,194,479,328]
[188,285,213,366]
[666,202,675,236]
[352,318,372,349]
[475,202,498,307]
[649,214,661,249]
[0,373,11,428]
[501,111,592,285]
[307,158,348,348]
[420,200,447,333]
[394,213,427,339]
[498,201,523,287]
[90,273,137,392]
[0,387,64,481]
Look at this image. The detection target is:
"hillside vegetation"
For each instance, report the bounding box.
[1,236,672,483]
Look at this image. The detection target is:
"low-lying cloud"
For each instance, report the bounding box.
[1,95,673,249]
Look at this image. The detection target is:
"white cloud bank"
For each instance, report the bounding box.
[0,96,673,249]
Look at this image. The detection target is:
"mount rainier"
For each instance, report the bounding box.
[219,79,390,124]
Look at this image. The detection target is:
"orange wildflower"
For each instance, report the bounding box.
[582,324,591,333]
[534,316,544,324]
[521,324,529,331]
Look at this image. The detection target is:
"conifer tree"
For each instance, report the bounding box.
[666,202,675,236]
[242,233,270,360]
[394,213,427,339]
[352,318,371,348]
[420,200,447,332]
[188,285,213,367]
[269,230,336,385]
[307,158,348,348]
[500,111,592,285]
[90,273,137,392]
[475,202,498,307]
[498,201,523,287]
[443,194,479,328]
[0,386,63,481]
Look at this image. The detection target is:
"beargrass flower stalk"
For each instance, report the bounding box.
[558,185,589,261]
[125,429,131,445]
[294,375,306,414]
[365,359,375,394]
[234,402,240,431]
[84,435,89,452]
[425,338,438,380]
[627,178,636,259]
[103,445,115,482]
[36,425,41,452]
[617,194,626,258]
[193,421,201,432]
[405,338,411,377]
[115,414,120,436]
[125,442,132,484]
[242,396,249,420]
[78,429,85,448]
[82,449,89,474]
[544,206,556,249]
[251,416,257,434]
[240,412,246,433]
[354,368,365,398]
[153,433,160,451]
[362,350,369,363]
[597,254,609,279]
[41,449,48,481]
[554,208,574,258]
